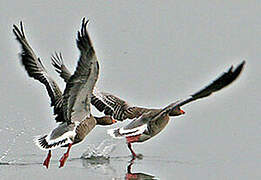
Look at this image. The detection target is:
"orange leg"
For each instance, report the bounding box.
[127,143,137,158]
[43,150,51,169]
[59,143,72,168]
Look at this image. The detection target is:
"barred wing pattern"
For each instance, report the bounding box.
[13,22,64,122]
[91,88,146,121]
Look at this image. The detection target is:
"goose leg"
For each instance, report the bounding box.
[59,143,72,168]
[43,150,51,169]
[127,143,137,159]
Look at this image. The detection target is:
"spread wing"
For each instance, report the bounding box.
[51,56,145,121]
[62,18,99,123]
[13,22,64,122]
[167,61,245,112]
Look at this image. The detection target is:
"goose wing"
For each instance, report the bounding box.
[13,22,63,122]
[62,18,99,123]
[167,61,245,112]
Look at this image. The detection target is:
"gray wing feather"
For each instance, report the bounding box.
[62,18,99,123]
[13,22,64,122]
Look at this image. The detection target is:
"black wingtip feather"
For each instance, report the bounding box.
[191,61,245,99]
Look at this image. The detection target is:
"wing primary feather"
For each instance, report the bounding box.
[13,21,64,122]
[172,61,245,109]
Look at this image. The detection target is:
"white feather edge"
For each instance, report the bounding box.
[34,123,79,151]
[107,124,147,139]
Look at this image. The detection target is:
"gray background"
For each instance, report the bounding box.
[0,1,260,179]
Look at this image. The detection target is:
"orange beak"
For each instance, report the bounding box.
[112,118,117,124]
[180,109,185,114]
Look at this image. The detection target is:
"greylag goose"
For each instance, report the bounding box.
[108,61,245,158]
[13,18,116,168]
[50,50,245,158]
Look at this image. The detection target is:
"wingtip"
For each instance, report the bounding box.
[239,60,246,68]
[82,17,90,23]
[234,60,246,75]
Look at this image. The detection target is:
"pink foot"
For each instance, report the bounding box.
[59,143,72,168]
[59,153,69,168]
[43,150,51,169]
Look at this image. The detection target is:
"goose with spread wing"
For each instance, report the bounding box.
[107,61,245,158]
[52,58,245,158]
[13,18,116,168]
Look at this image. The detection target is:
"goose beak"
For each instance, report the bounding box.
[112,119,117,124]
[180,109,185,114]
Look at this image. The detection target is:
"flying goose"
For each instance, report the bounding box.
[108,61,245,158]
[13,18,116,168]
[50,48,245,158]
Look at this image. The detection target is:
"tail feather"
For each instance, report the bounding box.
[107,124,147,139]
[34,134,69,151]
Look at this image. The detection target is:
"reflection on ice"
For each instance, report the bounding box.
[125,160,156,180]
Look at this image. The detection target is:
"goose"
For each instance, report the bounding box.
[50,49,245,158]
[13,18,116,168]
[108,61,245,158]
